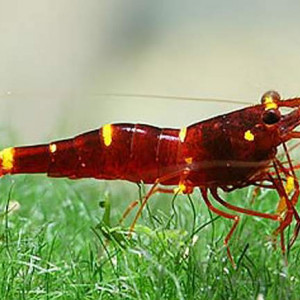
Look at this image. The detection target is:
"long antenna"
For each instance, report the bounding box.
[100,93,254,105]
[0,91,255,106]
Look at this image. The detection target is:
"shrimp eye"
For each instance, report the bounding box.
[262,109,281,125]
[261,90,281,105]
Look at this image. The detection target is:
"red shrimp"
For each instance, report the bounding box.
[1,90,300,266]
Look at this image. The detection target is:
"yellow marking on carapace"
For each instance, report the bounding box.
[102,124,113,146]
[263,95,278,110]
[185,157,193,165]
[49,144,57,153]
[179,127,187,143]
[276,176,295,214]
[0,147,15,171]
[244,130,254,142]
[173,182,187,194]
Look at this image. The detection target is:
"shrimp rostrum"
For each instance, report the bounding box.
[0,90,300,265]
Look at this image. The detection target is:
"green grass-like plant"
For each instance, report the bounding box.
[0,175,299,300]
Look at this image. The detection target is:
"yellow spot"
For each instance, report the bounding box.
[244,130,254,142]
[285,176,295,194]
[276,176,295,214]
[185,157,193,165]
[276,197,286,215]
[173,182,187,194]
[102,124,113,146]
[49,144,57,153]
[179,127,187,143]
[0,147,15,171]
[263,95,278,110]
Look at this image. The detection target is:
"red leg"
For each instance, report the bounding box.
[270,164,295,255]
[276,146,300,248]
[119,200,139,224]
[250,186,260,205]
[129,168,193,235]
[200,188,239,268]
[288,176,300,248]
[210,188,280,221]
[119,187,177,224]
[286,174,300,248]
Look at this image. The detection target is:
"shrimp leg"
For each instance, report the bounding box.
[129,168,192,235]
[210,186,290,258]
[210,188,280,221]
[200,187,239,267]
[119,187,177,224]
[269,165,295,255]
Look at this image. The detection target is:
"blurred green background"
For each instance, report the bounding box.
[1,0,300,145]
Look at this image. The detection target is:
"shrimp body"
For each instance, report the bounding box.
[1,90,300,265]
[0,99,288,189]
